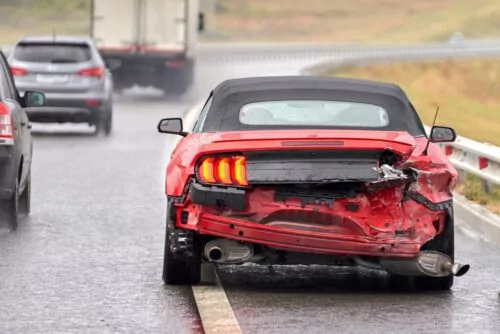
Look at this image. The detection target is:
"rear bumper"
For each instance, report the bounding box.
[26,107,95,123]
[24,92,109,124]
[179,213,422,258]
[189,182,246,210]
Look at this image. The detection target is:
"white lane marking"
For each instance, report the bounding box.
[192,271,242,334]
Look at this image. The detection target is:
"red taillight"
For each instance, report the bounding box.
[197,155,248,186]
[10,67,27,76]
[77,67,104,79]
[0,103,14,139]
[478,157,488,170]
[84,99,100,107]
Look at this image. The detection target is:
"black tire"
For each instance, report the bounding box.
[93,110,112,137]
[388,274,415,291]
[162,199,201,285]
[415,207,455,291]
[103,111,112,136]
[0,175,19,229]
[92,120,101,136]
[160,66,192,97]
[19,171,31,216]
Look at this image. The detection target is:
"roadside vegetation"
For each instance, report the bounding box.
[0,0,90,45]
[329,59,500,145]
[456,175,500,214]
[326,59,500,213]
[202,0,500,43]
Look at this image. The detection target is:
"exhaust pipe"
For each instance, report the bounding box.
[204,238,254,264]
[416,251,470,277]
[378,251,470,277]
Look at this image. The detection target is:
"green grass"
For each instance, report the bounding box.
[327,59,500,213]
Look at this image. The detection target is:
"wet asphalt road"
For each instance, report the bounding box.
[218,225,500,334]
[0,60,499,333]
[0,94,204,333]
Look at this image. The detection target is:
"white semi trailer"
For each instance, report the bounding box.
[90,0,204,95]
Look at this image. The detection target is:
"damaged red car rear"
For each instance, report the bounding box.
[158,76,469,290]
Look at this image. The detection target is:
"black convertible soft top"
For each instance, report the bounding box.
[200,76,427,137]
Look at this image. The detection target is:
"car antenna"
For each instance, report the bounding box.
[52,30,56,43]
[423,106,440,156]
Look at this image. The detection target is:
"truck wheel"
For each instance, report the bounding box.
[0,176,19,229]
[415,207,455,291]
[162,199,201,285]
[19,171,31,216]
[160,66,192,97]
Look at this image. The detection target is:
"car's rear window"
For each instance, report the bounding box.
[239,100,390,128]
[12,43,92,63]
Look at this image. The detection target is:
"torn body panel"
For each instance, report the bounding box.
[175,176,447,260]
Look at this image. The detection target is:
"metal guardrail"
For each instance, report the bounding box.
[424,126,500,192]
[196,40,500,63]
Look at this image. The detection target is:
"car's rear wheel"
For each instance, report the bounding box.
[388,207,454,291]
[0,176,19,230]
[415,207,455,291]
[162,198,202,285]
[93,110,112,137]
[19,171,31,216]
[103,111,112,136]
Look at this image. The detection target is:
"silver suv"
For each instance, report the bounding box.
[8,35,114,136]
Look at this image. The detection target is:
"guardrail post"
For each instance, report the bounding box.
[481,180,491,195]
[458,170,467,185]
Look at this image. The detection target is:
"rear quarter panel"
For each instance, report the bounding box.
[165,134,199,196]
[403,138,458,204]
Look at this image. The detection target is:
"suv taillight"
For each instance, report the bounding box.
[77,67,104,79]
[10,67,27,76]
[0,103,14,139]
[196,155,248,186]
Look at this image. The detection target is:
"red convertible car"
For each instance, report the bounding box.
[158,76,469,290]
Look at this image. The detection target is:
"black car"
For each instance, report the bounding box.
[0,48,46,229]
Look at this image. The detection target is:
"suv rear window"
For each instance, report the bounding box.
[12,43,92,63]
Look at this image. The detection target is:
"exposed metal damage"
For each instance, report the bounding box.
[376,163,408,182]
